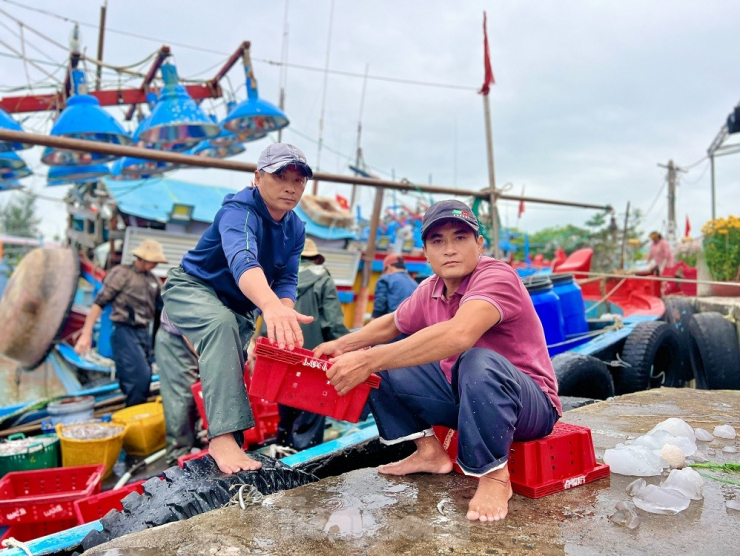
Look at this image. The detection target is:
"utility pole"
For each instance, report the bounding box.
[619,202,630,270]
[658,159,687,247]
[277,0,289,143]
[95,1,108,91]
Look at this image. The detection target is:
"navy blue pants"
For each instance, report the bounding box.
[369,347,558,476]
[277,405,326,450]
[111,324,153,407]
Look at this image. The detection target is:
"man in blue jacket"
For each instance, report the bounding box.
[162,143,313,474]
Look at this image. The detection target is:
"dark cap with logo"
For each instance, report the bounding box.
[257,143,313,178]
[421,200,480,241]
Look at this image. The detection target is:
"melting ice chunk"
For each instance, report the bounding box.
[661,468,703,500]
[626,478,647,496]
[727,500,740,512]
[609,501,640,529]
[647,429,697,457]
[649,418,696,442]
[694,428,714,442]
[604,445,663,476]
[633,484,690,514]
[713,425,737,440]
[722,446,737,454]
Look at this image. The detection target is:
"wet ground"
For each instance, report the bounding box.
[84,388,740,556]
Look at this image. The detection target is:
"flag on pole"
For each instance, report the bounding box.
[518,186,525,219]
[478,12,495,96]
[335,194,350,211]
[684,214,691,238]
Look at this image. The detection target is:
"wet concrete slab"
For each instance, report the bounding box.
[85,388,740,556]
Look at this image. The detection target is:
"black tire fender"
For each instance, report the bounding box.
[687,312,740,390]
[663,297,696,381]
[552,352,615,400]
[614,321,683,394]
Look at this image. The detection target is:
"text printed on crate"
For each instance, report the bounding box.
[563,476,586,489]
[302,357,328,372]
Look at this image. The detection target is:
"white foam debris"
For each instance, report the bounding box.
[660,444,686,469]
[649,418,696,442]
[694,428,714,442]
[626,478,646,496]
[604,445,663,476]
[661,468,704,500]
[713,425,737,440]
[632,484,691,515]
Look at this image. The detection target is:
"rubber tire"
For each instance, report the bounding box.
[663,297,696,382]
[552,352,615,400]
[80,452,317,552]
[687,312,740,390]
[614,321,683,394]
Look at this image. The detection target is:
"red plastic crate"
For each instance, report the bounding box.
[0,464,105,524]
[73,480,145,525]
[0,519,77,544]
[251,337,380,423]
[177,449,209,468]
[433,422,610,499]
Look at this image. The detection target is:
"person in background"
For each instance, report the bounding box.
[155,310,200,465]
[315,199,560,522]
[371,253,418,319]
[162,143,313,474]
[251,238,350,451]
[74,240,168,407]
[647,231,675,274]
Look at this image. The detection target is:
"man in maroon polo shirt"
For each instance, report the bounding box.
[315,199,561,522]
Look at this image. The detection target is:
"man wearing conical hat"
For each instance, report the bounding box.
[75,239,168,407]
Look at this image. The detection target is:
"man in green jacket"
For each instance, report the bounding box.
[252,238,349,449]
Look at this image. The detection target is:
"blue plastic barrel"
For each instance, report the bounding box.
[551,273,589,348]
[524,276,567,356]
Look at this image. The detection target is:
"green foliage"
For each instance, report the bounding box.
[701,216,740,282]
[674,239,701,268]
[0,192,41,274]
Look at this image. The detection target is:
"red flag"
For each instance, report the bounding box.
[478,12,495,96]
[335,194,350,211]
[518,186,525,218]
[684,214,691,238]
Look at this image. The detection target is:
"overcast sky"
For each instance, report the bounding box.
[1,0,739,241]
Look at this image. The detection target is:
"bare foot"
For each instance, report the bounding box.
[209,434,263,474]
[466,467,512,522]
[378,436,453,476]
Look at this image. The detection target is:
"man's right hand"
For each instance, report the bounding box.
[74,332,92,355]
[262,302,313,350]
[313,340,344,359]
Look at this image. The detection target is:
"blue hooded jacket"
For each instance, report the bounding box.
[181,187,305,315]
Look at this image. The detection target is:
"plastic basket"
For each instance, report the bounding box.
[0,464,105,524]
[111,402,166,456]
[56,422,128,480]
[0,519,77,543]
[177,449,209,468]
[0,433,60,478]
[433,422,610,499]
[251,337,380,423]
[73,480,145,525]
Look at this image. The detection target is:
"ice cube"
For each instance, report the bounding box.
[727,500,740,512]
[649,418,696,442]
[647,429,697,456]
[626,478,647,496]
[690,451,709,464]
[662,468,703,500]
[632,434,663,450]
[604,445,663,477]
[694,428,714,442]
[609,501,640,529]
[722,445,737,454]
[633,484,691,514]
[713,425,736,440]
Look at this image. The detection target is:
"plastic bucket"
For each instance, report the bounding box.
[111,402,166,457]
[551,273,589,348]
[0,433,60,478]
[47,396,95,426]
[524,276,567,356]
[56,422,127,479]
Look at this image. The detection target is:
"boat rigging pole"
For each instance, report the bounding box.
[94,1,108,91]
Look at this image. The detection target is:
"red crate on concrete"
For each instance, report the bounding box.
[0,519,77,544]
[251,337,380,423]
[0,464,105,524]
[73,480,145,525]
[433,422,610,499]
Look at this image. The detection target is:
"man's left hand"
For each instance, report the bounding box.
[326,350,374,396]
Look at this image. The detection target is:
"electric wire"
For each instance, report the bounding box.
[642,177,668,220]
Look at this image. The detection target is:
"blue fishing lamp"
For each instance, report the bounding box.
[121,114,183,175]
[137,62,220,148]
[221,47,288,141]
[0,107,33,153]
[109,158,164,181]
[0,180,23,191]
[47,164,110,186]
[42,69,131,166]
[190,139,245,159]
[0,152,32,181]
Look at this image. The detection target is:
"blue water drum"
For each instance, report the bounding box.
[551,273,589,349]
[524,275,567,356]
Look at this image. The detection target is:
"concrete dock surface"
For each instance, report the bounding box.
[85,388,740,556]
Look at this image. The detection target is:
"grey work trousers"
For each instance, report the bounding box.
[154,326,200,465]
[162,267,256,440]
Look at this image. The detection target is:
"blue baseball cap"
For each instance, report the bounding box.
[257,143,313,178]
[421,200,480,241]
